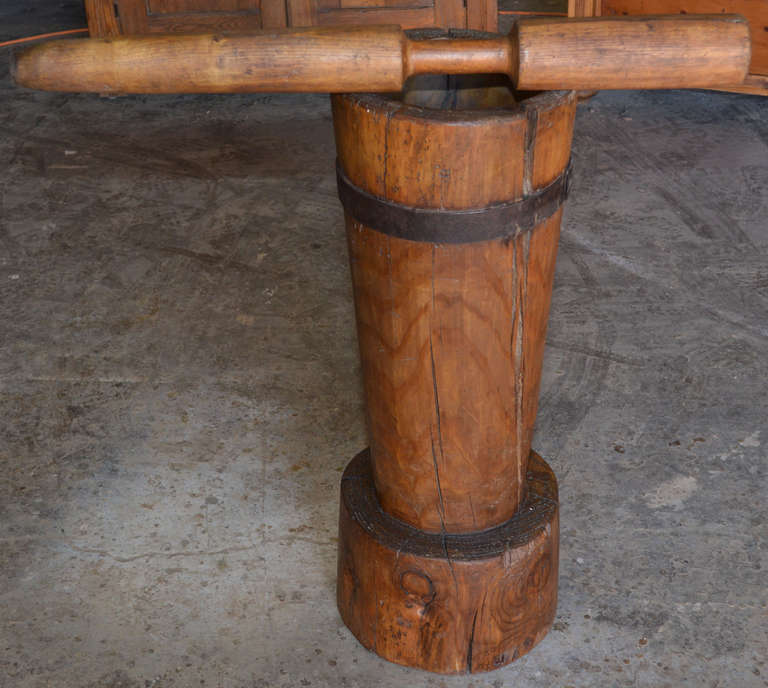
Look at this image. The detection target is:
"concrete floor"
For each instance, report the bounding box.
[1,22,767,688]
[0,1,86,43]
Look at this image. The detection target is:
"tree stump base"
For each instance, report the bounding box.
[337,449,559,674]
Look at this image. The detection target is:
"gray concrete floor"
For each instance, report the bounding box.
[0,1,86,43]
[1,28,767,688]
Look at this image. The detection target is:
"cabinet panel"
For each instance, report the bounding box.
[93,0,497,35]
[148,0,259,13]
[601,0,767,75]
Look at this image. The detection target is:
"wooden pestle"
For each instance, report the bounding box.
[12,15,750,95]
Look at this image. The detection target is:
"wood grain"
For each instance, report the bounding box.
[15,16,751,94]
[146,13,264,32]
[13,26,408,94]
[287,0,317,26]
[338,0,429,8]
[568,0,601,17]
[515,14,751,90]
[601,0,768,76]
[88,0,481,33]
[332,75,568,672]
[84,0,122,38]
[333,86,575,533]
[434,0,467,30]
[260,0,288,28]
[337,449,559,674]
[466,0,498,32]
[711,72,768,95]
[115,0,151,33]
[147,0,259,12]
[316,6,437,27]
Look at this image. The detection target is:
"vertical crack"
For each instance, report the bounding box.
[429,244,448,530]
[519,232,530,482]
[523,106,538,197]
[512,238,525,501]
[466,608,479,673]
[430,245,459,593]
[429,426,447,533]
[382,105,399,197]
[386,235,395,335]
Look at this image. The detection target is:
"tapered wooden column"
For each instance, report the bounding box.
[332,76,575,674]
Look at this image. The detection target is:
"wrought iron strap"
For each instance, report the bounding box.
[336,159,572,244]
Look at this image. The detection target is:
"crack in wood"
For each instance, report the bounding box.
[466,607,479,673]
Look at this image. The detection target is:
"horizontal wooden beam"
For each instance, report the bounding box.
[12,16,751,94]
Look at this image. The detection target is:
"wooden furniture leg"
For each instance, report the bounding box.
[332,77,576,674]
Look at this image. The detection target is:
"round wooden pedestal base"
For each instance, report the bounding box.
[337,449,559,674]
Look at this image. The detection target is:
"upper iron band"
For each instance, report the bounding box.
[336,159,572,244]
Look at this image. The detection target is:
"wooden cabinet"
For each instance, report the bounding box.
[85,0,497,37]
[567,0,768,95]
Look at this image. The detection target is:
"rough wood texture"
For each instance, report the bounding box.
[13,16,751,94]
[568,0,601,17]
[145,14,264,32]
[337,449,559,674]
[435,0,467,31]
[260,0,288,29]
[564,0,601,102]
[86,0,497,36]
[515,14,751,90]
[600,0,767,76]
[573,0,766,94]
[145,0,263,29]
[287,0,317,27]
[712,72,768,95]
[315,6,438,27]
[467,0,497,32]
[331,79,568,672]
[115,0,151,33]
[332,85,574,534]
[13,26,407,94]
[84,0,122,37]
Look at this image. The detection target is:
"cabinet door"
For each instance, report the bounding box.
[117,0,264,32]
[102,0,496,34]
[316,0,496,30]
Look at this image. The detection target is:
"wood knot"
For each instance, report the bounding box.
[399,569,436,606]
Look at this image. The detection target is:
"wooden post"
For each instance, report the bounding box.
[332,74,576,673]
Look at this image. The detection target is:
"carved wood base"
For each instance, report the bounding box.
[336,449,559,674]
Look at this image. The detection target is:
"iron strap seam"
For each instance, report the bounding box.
[336,158,572,245]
